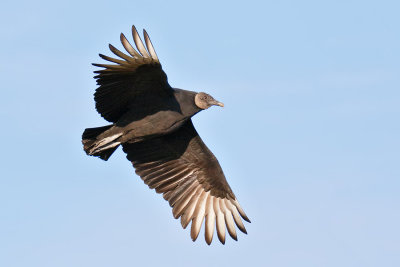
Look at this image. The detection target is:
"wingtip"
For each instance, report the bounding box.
[131,25,139,40]
[190,226,200,242]
[232,235,238,241]
[181,218,188,229]
[131,25,150,58]
[143,28,159,62]
[205,235,213,246]
[108,43,117,52]
[119,32,125,43]
[217,228,226,245]
[233,199,251,223]
[237,223,248,234]
[143,29,150,40]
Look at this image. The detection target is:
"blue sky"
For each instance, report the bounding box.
[1,0,399,266]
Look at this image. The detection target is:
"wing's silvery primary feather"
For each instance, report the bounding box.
[122,120,250,244]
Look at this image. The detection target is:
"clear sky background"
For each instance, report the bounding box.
[1,0,399,266]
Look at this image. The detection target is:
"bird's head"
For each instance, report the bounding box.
[194,92,224,110]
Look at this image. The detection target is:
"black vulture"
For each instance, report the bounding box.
[82,26,250,244]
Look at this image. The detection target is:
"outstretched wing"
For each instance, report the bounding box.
[93,25,172,122]
[122,120,250,244]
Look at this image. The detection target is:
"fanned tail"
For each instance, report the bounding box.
[82,125,121,161]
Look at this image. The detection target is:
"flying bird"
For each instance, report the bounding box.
[82,25,250,244]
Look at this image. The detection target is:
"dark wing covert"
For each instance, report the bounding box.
[122,120,250,244]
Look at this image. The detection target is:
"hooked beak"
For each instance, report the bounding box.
[211,100,224,107]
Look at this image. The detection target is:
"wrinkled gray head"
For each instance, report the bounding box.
[194,92,224,110]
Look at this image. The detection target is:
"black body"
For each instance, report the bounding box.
[82,26,250,244]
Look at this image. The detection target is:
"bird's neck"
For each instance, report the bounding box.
[173,88,202,117]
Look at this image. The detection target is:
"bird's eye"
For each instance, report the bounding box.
[204,96,208,100]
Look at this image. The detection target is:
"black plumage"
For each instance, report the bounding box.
[82,26,250,244]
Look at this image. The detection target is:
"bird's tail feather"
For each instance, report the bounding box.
[82,125,121,161]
